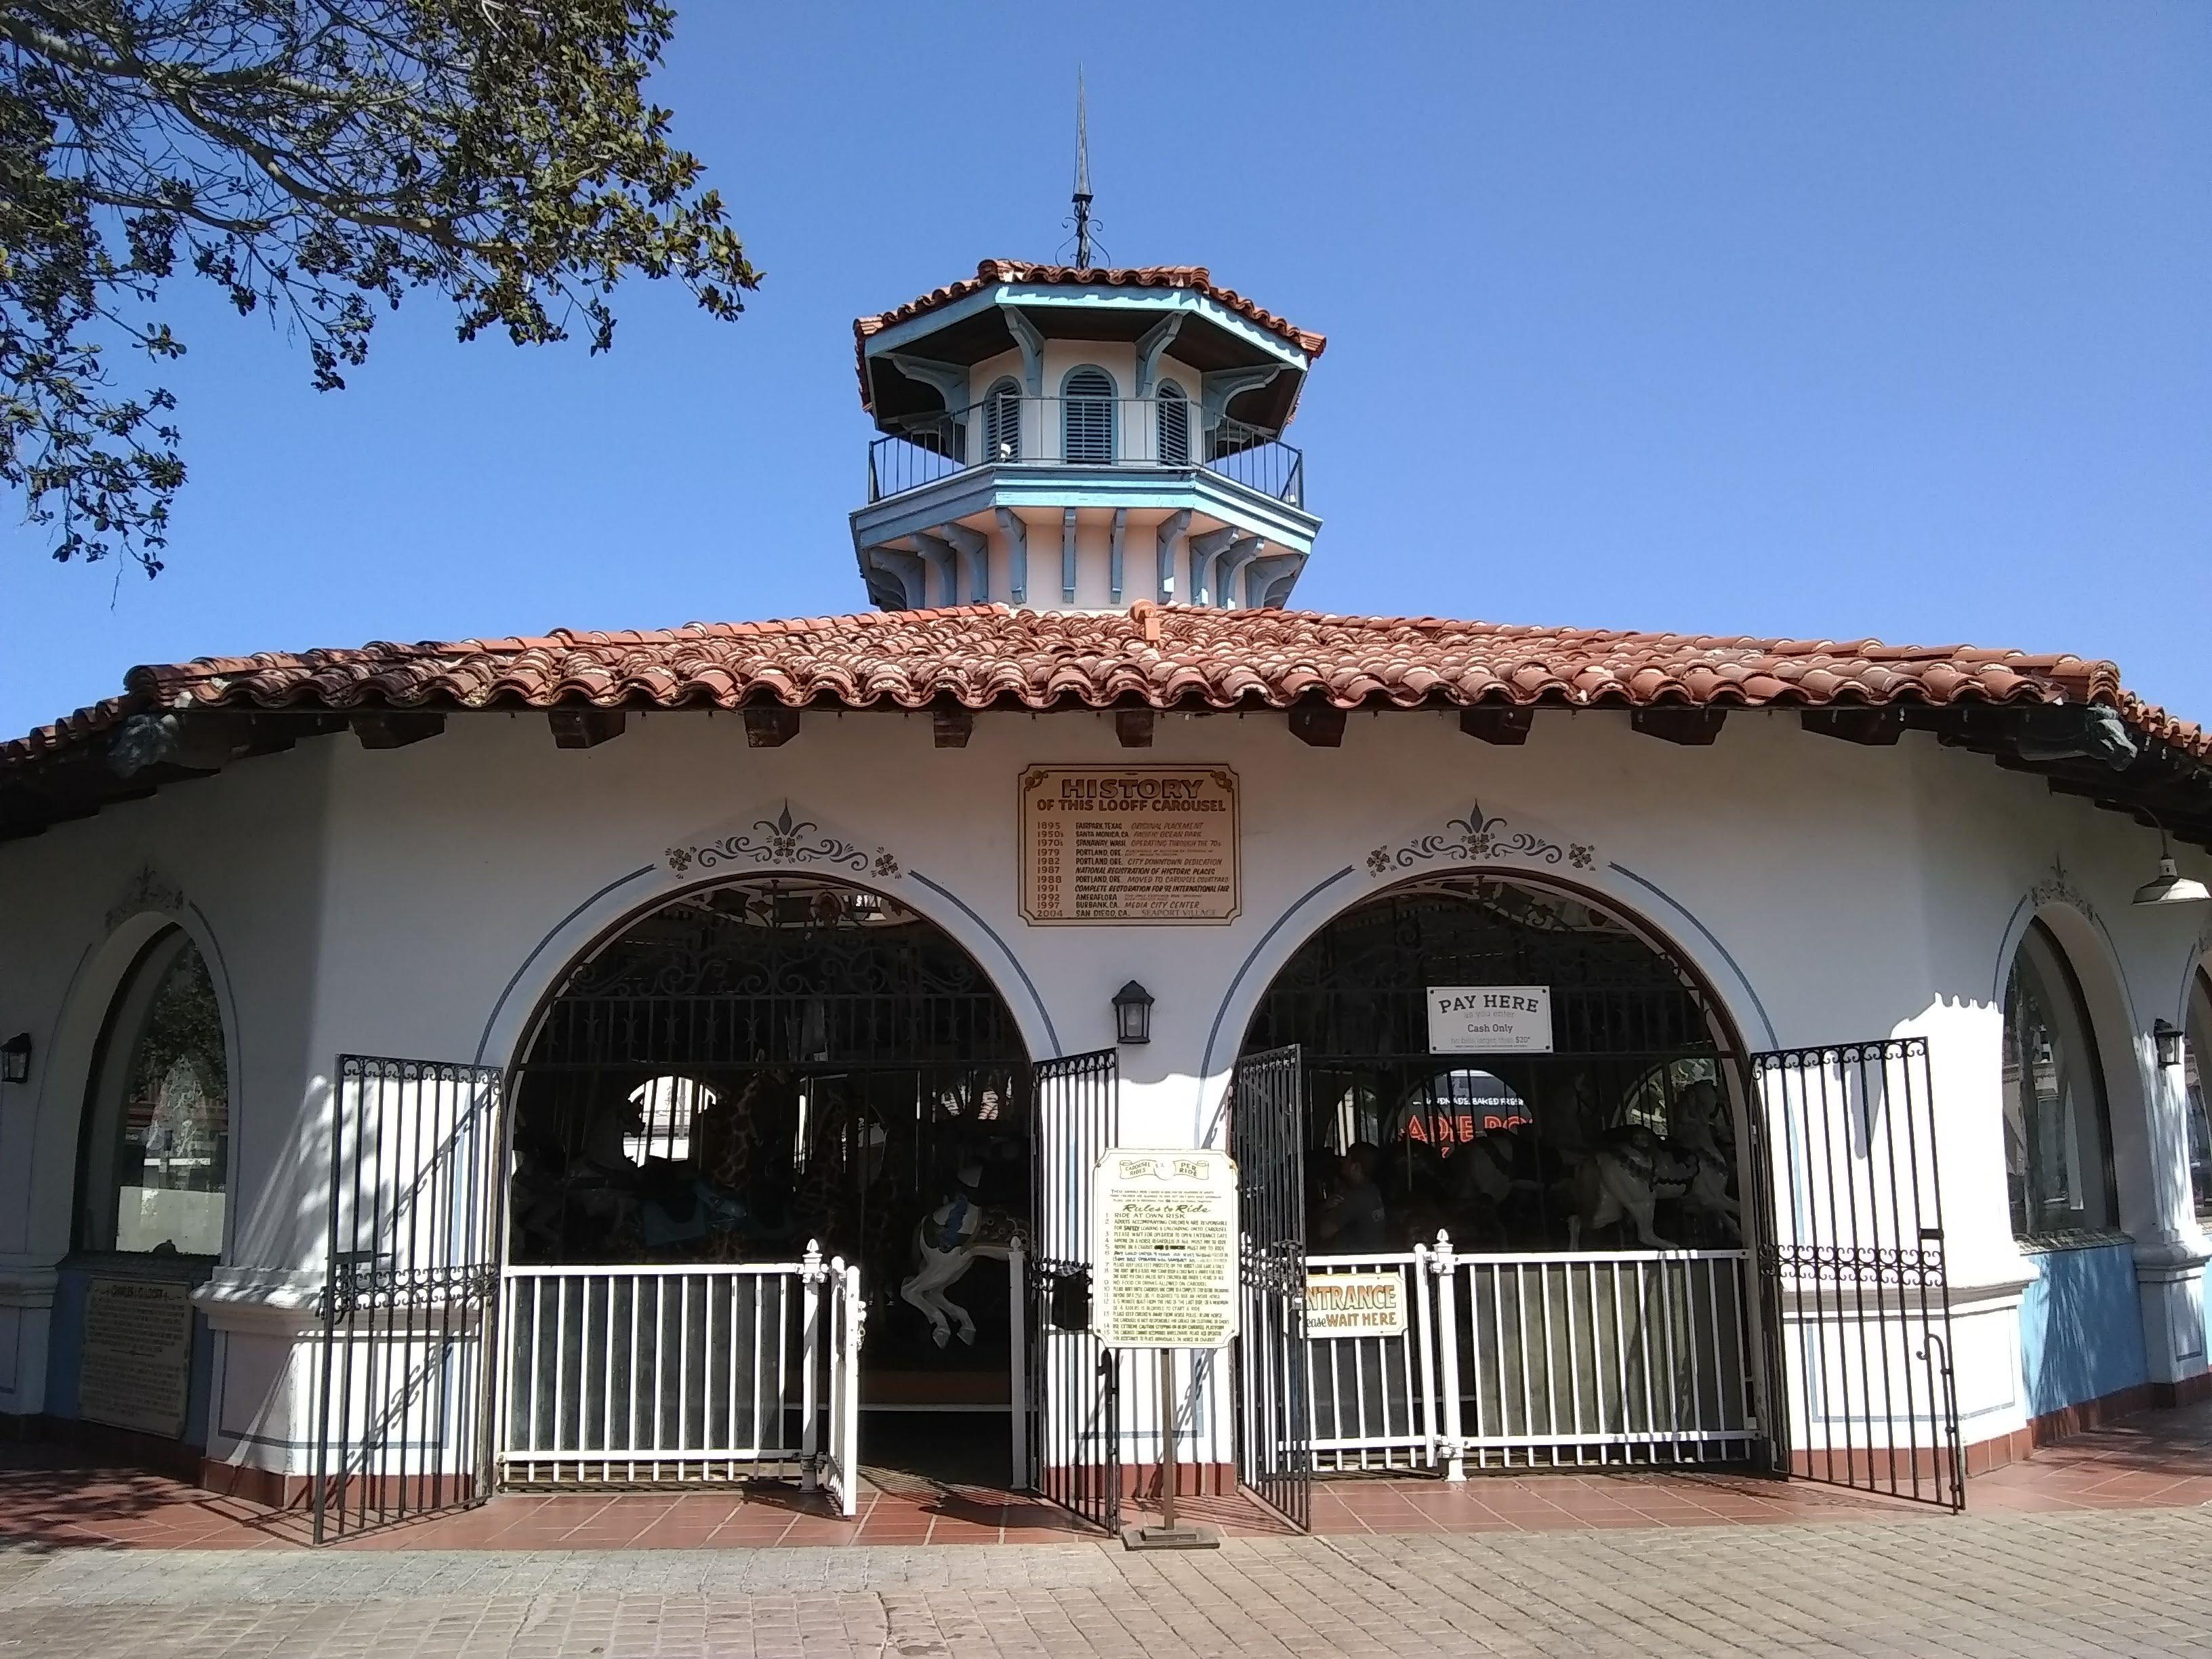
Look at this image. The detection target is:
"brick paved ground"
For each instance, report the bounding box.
[0,1505,2209,1657]
[2,1406,2209,1654]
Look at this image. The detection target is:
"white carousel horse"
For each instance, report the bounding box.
[900,1190,1022,1348]
[1567,1115,1738,1248]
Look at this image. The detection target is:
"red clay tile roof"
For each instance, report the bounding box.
[6,604,2204,769]
[853,261,1327,411]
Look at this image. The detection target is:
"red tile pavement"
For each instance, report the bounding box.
[4,1403,2211,1551]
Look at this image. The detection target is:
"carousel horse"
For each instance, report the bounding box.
[900,1181,1023,1348]
[1565,1118,1738,1249]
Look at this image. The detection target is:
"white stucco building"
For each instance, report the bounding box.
[1,258,2209,1537]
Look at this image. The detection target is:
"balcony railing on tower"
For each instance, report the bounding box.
[866,396,1306,507]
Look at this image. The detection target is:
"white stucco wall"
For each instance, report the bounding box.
[5,699,2209,1479]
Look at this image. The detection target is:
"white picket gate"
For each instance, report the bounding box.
[1306,1247,1447,1473]
[1300,1235,1758,1478]
[498,1244,862,1513]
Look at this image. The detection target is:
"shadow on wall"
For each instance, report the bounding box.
[2020,1242,2148,1418]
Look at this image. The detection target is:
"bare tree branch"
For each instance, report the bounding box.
[1,0,757,571]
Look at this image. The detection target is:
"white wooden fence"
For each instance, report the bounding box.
[498,1246,861,1513]
[1302,1236,1757,1477]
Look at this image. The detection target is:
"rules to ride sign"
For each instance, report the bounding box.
[1092,1149,1240,1350]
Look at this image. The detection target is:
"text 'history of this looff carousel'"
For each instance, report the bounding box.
[1020,766,1240,924]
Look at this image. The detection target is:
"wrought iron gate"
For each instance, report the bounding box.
[313,1056,502,1543]
[1028,1049,1120,1530]
[1749,1038,1963,1511]
[1231,1044,1310,1529]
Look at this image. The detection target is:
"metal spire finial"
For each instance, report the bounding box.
[1071,70,1095,268]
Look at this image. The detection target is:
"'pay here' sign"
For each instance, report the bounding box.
[1425,985,1553,1054]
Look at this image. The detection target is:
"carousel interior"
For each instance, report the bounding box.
[1243,876,1745,1258]
[507,876,1033,1470]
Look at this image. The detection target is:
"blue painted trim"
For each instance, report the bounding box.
[1059,363,1121,398]
[994,507,1029,605]
[472,865,659,1067]
[1061,506,1078,604]
[1215,536,1263,608]
[1109,508,1127,605]
[1242,550,1303,609]
[1196,867,1360,1097]
[1134,314,1186,398]
[859,283,1310,373]
[942,523,989,604]
[1201,365,1287,436]
[1992,887,2146,1041]
[1155,508,1192,603]
[881,353,969,420]
[1993,891,2037,1008]
[1002,307,1046,397]
[1607,863,1779,1049]
[907,872,1061,1057]
[912,531,957,608]
[1189,527,1239,607]
[851,466,1321,552]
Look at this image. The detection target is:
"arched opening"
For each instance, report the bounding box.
[507,874,1032,1486]
[1060,366,1115,462]
[45,922,232,1464]
[2184,965,2212,1221]
[1999,909,2160,1435]
[2001,918,2119,1240]
[1155,378,1192,465]
[1238,873,1759,1475]
[1244,875,1743,1253]
[77,926,231,1258]
[981,376,1021,464]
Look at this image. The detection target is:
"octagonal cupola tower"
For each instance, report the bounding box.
[849,255,1324,613]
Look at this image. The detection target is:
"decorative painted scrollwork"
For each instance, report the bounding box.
[105,863,184,930]
[2028,855,2097,924]
[1368,803,1595,876]
[664,805,899,880]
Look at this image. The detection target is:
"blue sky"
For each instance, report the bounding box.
[4,3,2205,738]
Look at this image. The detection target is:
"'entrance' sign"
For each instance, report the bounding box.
[1093,1149,1240,1349]
[1427,985,1554,1054]
[1305,1271,1410,1338]
[79,1277,193,1438]
[1021,766,1240,924]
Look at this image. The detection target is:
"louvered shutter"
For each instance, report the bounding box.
[1062,369,1115,463]
[983,381,1021,462]
[1156,381,1191,465]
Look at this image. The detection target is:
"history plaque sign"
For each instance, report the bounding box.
[1020,765,1240,924]
[79,1277,193,1438]
[1092,1149,1240,1350]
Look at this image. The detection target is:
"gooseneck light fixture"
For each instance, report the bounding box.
[2132,827,2211,907]
[1112,981,1154,1045]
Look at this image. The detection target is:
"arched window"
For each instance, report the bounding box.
[2001,920,2118,1238]
[1156,379,1193,465]
[77,928,229,1256]
[1061,367,1115,463]
[2185,968,2212,1219]
[981,377,1021,464]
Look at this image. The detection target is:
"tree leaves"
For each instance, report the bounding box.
[0,1,758,572]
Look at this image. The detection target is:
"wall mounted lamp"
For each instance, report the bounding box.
[2133,828,2211,907]
[2154,1019,2186,1070]
[0,1033,30,1085]
[1112,981,1154,1046]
